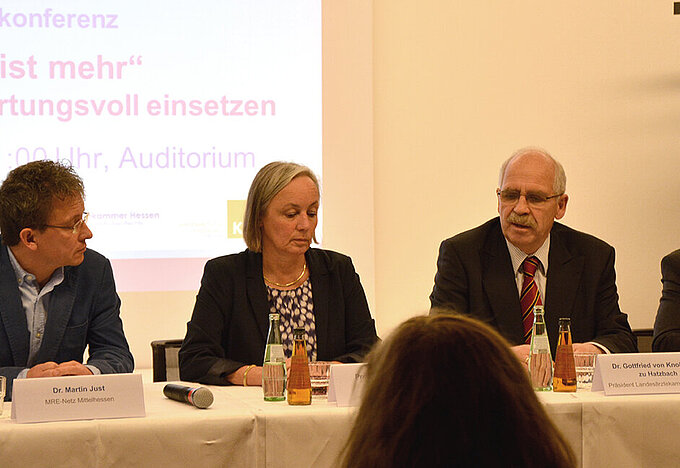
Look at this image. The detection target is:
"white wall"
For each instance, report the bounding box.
[123,0,680,369]
[372,0,680,336]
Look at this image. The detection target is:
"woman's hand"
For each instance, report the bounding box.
[227,365,263,386]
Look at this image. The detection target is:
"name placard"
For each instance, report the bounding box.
[327,363,366,407]
[592,352,680,395]
[11,373,145,423]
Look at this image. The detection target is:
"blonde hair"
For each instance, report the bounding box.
[243,161,320,252]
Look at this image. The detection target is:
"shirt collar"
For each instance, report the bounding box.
[6,245,64,288]
[505,235,550,276]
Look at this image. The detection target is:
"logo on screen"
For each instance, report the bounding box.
[227,200,246,238]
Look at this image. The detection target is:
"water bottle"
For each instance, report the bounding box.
[262,313,286,401]
[529,305,553,391]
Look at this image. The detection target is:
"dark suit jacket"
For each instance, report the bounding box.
[179,248,378,385]
[430,218,637,355]
[653,249,680,351]
[0,242,134,400]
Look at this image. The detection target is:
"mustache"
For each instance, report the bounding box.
[506,212,537,229]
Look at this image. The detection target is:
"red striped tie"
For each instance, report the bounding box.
[520,256,542,344]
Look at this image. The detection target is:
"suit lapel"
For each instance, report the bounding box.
[245,251,269,342]
[0,246,30,366]
[545,228,583,335]
[306,250,329,359]
[35,267,77,365]
[482,226,524,343]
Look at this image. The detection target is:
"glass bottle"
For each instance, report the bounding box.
[529,305,553,391]
[262,313,286,401]
[287,328,312,405]
[553,318,577,392]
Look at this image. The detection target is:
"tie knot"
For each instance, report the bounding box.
[522,256,540,277]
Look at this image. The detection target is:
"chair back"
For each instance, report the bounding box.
[633,329,653,353]
[151,339,183,382]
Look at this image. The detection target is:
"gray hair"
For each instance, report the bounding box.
[243,161,320,252]
[498,147,566,194]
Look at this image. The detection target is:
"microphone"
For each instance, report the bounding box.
[163,384,214,409]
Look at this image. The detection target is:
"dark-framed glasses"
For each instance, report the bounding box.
[497,189,562,207]
[44,212,89,234]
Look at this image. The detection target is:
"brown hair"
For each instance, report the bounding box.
[341,313,576,468]
[242,161,319,252]
[0,160,84,246]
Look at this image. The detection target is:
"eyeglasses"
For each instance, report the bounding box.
[497,189,562,207]
[44,212,89,234]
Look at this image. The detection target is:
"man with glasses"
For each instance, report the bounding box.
[430,147,637,363]
[0,160,133,399]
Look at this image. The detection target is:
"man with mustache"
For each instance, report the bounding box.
[430,148,637,363]
[0,160,134,400]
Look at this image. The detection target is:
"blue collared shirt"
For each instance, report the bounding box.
[6,246,100,376]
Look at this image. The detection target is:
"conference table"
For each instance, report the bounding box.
[1,375,679,467]
[539,390,680,468]
[0,377,355,467]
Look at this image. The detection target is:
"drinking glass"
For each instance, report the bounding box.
[308,361,332,399]
[0,375,5,415]
[574,353,597,390]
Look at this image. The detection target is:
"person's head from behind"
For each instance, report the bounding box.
[0,160,91,276]
[243,161,320,255]
[497,147,569,255]
[342,313,575,468]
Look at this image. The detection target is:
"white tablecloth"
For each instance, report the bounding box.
[0,381,355,467]
[1,381,680,467]
[538,391,680,468]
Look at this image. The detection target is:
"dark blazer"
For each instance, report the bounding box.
[0,242,134,400]
[430,218,637,355]
[179,248,378,385]
[653,249,680,351]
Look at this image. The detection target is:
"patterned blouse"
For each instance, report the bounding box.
[266,278,317,360]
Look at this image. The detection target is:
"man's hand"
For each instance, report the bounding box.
[53,361,94,376]
[511,344,531,367]
[572,343,604,354]
[26,361,59,378]
[27,361,93,378]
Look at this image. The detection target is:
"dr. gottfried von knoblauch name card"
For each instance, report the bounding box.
[592,352,680,395]
[11,373,145,423]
